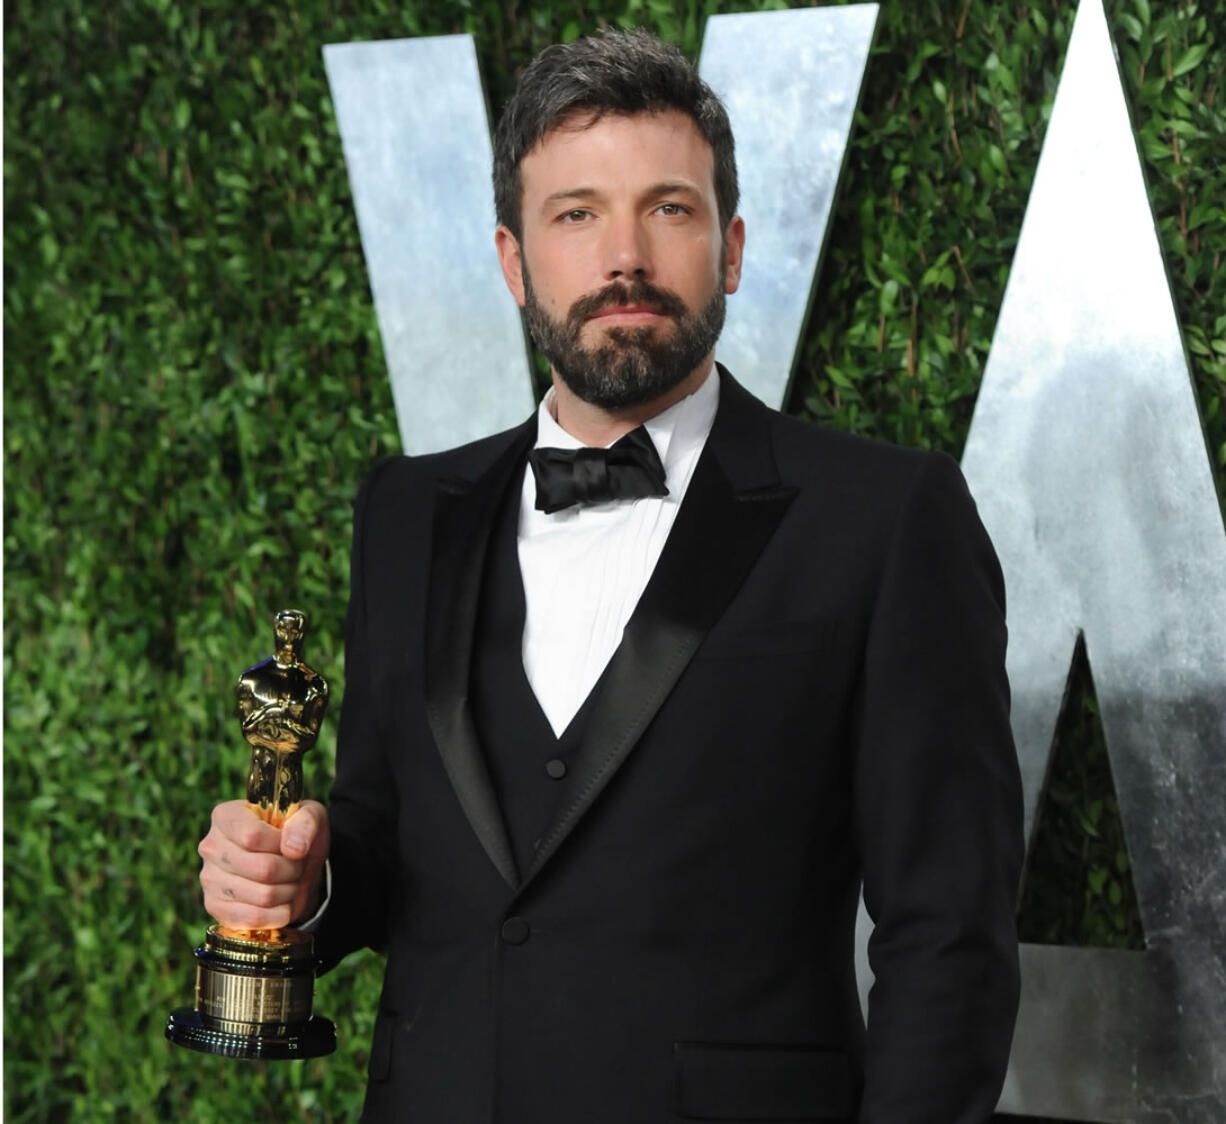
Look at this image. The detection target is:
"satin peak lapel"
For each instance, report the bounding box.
[424,424,534,891]
[519,373,797,891]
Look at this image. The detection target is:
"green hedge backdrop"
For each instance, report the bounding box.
[5,0,1223,1119]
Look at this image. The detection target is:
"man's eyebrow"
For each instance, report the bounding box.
[540,187,601,210]
[539,182,704,211]
[644,181,703,199]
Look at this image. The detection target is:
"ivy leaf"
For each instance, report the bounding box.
[879,279,900,316]
[1171,42,1210,77]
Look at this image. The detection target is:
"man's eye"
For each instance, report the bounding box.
[655,202,690,217]
[559,209,591,223]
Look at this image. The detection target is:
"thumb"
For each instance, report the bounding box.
[280,800,328,860]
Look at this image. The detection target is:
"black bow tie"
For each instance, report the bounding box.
[529,425,669,514]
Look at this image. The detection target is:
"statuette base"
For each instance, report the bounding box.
[165,925,335,1059]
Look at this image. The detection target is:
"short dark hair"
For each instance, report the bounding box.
[492,29,738,240]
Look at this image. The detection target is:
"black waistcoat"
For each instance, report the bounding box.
[469,481,598,877]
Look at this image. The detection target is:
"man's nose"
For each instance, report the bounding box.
[602,214,652,280]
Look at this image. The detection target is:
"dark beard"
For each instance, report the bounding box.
[522,271,726,411]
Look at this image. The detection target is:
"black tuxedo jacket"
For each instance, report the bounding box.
[316,369,1023,1123]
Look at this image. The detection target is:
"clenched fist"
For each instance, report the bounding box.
[198,799,329,931]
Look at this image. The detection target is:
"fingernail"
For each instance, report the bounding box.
[285,830,307,853]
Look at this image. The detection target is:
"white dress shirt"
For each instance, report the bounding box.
[519,369,720,736]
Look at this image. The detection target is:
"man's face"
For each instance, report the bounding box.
[496,110,744,410]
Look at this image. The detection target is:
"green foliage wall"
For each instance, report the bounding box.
[4,0,1222,1119]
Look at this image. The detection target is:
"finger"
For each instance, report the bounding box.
[200,837,304,885]
[210,799,284,854]
[202,891,297,933]
[281,800,328,861]
[201,866,299,912]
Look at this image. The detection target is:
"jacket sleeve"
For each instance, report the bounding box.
[854,451,1024,1123]
[314,461,400,973]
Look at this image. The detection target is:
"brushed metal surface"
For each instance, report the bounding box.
[959,0,1226,1117]
[699,6,879,409]
[323,36,535,454]
[196,963,313,1034]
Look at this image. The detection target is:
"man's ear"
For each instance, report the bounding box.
[723,215,746,295]
[495,226,526,307]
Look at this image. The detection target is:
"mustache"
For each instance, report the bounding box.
[568,280,688,323]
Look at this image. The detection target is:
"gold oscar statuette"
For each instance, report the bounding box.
[166,609,336,1059]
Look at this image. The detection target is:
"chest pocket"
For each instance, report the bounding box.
[694,618,836,663]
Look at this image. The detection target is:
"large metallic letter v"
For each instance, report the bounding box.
[960,1,1226,1120]
[323,37,534,454]
[323,9,878,453]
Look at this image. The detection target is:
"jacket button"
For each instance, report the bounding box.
[501,917,530,945]
[545,758,566,779]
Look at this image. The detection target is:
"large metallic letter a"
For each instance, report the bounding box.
[960,1,1226,1119]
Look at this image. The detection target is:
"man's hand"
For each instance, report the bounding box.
[198,799,330,930]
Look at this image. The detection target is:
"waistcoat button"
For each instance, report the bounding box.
[501,917,530,945]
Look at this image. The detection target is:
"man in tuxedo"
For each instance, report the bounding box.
[199,29,1023,1122]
